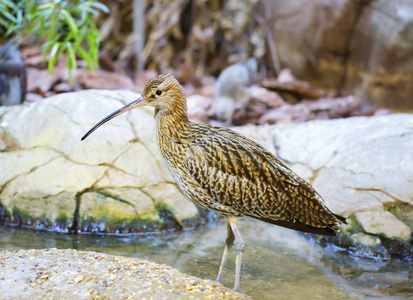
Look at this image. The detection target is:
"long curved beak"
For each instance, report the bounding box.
[81,97,147,141]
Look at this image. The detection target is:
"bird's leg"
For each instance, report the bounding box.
[216,219,235,283]
[229,218,244,292]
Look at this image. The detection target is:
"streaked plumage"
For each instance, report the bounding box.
[82,74,346,292]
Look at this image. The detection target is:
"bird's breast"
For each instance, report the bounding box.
[156,133,188,166]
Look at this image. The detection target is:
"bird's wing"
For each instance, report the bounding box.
[184,125,343,234]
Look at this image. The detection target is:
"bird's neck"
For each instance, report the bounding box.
[154,102,189,141]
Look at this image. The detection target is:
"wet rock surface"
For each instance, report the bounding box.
[0,248,248,300]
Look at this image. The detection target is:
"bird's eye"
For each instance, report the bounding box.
[156,90,162,96]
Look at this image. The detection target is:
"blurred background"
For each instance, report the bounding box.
[1,0,412,123]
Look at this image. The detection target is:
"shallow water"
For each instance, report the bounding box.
[1,220,412,299]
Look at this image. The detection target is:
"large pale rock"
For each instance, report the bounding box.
[0,90,200,233]
[355,210,411,241]
[261,0,413,109]
[0,249,247,300]
[235,114,413,242]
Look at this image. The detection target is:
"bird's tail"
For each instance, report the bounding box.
[334,213,347,225]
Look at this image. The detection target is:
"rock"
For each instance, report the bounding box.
[0,90,201,233]
[351,233,381,247]
[143,183,199,222]
[76,70,135,90]
[347,233,389,259]
[355,210,411,241]
[26,66,70,96]
[261,77,324,102]
[259,95,365,124]
[79,189,159,234]
[250,86,284,109]
[24,92,44,103]
[261,0,413,110]
[234,114,413,246]
[0,249,248,300]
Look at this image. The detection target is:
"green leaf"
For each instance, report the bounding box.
[2,9,18,23]
[88,34,98,65]
[67,56,72,85]
[83,7,99,16]
[39,15,45,35]
[48,44,60,73]
[47,55,57,74]
[60,9,78,36]
[38,2,53,11]
[16,8,23,23]
[67,43,77,71]
[74,43,96,71]
[88,1,110,14]
[46,40,65,73]
[50,43,59,59]
[1,0,18,10]
[0,18,9,28]
[6,24,22,36]
[48,9,57,40]
[42,41,54,66]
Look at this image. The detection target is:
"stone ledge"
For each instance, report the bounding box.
[0,248,249,300]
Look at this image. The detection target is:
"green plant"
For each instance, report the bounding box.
[0,0,109,83]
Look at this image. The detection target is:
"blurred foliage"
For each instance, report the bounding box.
[0,0,109,83]
[98,0,264,76]
[1,0,267,79]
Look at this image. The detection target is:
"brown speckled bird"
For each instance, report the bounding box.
[81,74,346,291]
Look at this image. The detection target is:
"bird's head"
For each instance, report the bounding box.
[142,74,185,110]
[81,74,187,141]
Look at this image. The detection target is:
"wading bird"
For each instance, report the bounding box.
[81,74,346,291]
